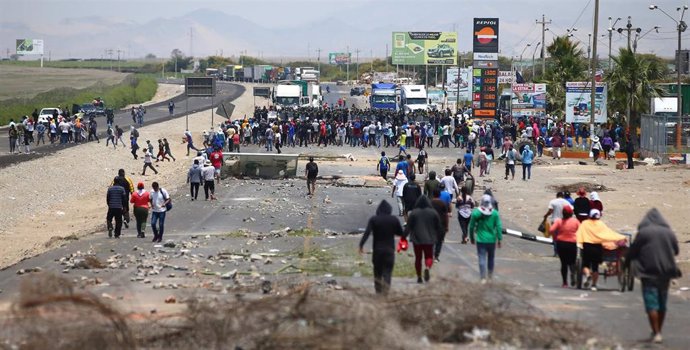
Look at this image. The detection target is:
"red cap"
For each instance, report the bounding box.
[137,182,145,189]
[563,205,574,215]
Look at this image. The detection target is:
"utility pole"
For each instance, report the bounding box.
[587,33,592,72]
[189,27,194,58]
[608,17,622,70]
[316,48,321,73]
[536,14,551,78]
[385,44,389,72]
[617,16,641,51]
[355,49,361,80]
[346,45,350,82]
[590,0,599,136]
[117,49,122,72]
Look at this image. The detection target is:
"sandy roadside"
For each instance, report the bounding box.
[123,83,184,109]
[0,83,256,269]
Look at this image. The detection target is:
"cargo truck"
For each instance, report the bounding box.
[370,83,398,111]
[400,85,429,113]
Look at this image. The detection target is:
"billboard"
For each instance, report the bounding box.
[328,52,351,65]
[446,67,472,102]
[511,83,547,117]
[185,77,216,97]
[565,82,608,123]
[473,18,499,61]
[498,71,514,84]
[391,32,458,65]
[16,39,44,55]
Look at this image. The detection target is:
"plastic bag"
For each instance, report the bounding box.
[588,151,594,158]
[397,237,409,253]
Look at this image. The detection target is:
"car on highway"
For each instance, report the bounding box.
[336,80,344,86]
[37,108,62,124]
[76,103,107,118]
[427,44,455,58]
[350,86,366,96]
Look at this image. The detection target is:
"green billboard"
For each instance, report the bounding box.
[391,32,457,65]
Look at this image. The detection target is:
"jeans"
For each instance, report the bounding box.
[522,163,532,180]
[476,242,496,279]
[395,196,404,216]
[151,211,166,241]
[204,181,215,199]
[190,182,200,199]
[458,216,470,242]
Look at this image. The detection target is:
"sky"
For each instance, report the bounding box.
[1,0,690,60]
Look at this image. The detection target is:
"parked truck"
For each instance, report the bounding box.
[370,83,398,111]
[273,82,302,110]
[400,85,429,113]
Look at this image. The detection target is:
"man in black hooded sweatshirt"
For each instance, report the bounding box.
[626,208,681,344]
[405,196,443,283]
[359,200,404,295]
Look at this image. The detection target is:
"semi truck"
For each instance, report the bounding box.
[273,83,302,110]
[400,85,429,113]
[370,83,398,110]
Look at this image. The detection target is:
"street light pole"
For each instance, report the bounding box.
[651,4,688,150]
[519,43,531,75]
[608,17,622,70]
[590,0,600,138]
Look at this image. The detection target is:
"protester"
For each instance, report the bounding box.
[391,170,407,217]
[210,147,223,183]
[141,148,158,175]
[163,138,176,161]
[521,144,534,181]
[423,170,440,198]
[431,188,449,261]
[417,146,428,174]
[187,159,202,201]
[573,187,591,222]
[402,173,422,221]
[468,194,503,283]
[626,208,681,344]
[377,151,390,180]
[305,156,319,196]
[504,145,517,180]
[625,138,635,169]
[440,168,459,201]
[590,191,603,214]
[112,169,135,230]
[130,182,150,238]
[184,129,201,156]
[149,181,170,243]
[456,186,474,244]
[201,160,217,200]
[590,135,602,162]
[405,196,443,283]
[549,206,580,287]
[359,200,404,295]
[106,177,127,239]
[575,209,626,291]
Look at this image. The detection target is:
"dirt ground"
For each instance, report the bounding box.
[0,65,129,101]
[1,83,689,272]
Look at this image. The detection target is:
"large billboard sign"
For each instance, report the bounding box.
[511,83,547,117]
[473,18,499,61]
[328,52,351,65]
[446,67,473,102]
[16,39,44,55]
[565,82,608,123]
[391,32,458,65]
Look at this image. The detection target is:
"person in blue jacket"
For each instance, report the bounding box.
[521,144,534,181]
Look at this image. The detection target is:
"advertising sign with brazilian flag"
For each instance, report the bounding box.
[391,32,457,65]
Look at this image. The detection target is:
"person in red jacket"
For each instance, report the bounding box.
[210,147,223,184]
[129,182,150,238]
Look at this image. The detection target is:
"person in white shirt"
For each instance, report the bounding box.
[391,170,408,216]
[201,160,216,200]
[149,181,170,243]
[440,168,460,200]
[141,149,158,175]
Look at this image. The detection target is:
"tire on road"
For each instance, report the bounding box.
[514,138,536,161]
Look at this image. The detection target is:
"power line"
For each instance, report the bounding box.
[568,0,593,31]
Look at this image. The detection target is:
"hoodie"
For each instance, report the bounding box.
[405,196,443,245]
[359,200,404,253]
[468,199,503,244]
[187,164,202,183]
[626,208,681,284]
[424,171,440,198]
[521,145,534,165]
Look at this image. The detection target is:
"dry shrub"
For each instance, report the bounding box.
[1,273,135,350]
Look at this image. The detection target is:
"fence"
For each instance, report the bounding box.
[640,114,690,163]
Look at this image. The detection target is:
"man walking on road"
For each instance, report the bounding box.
[305,156,318,196]
[141,148,158,175]
[112,169,134,230]
[201,159,217,200]
[469,194,503,283]
[626,208,681,344]
[359,200,404,295]
[405,196,443,284]
[168,101,175,116]
[106,177,127,238]
[149,181,170,243]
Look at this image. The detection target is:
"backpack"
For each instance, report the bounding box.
[379,156,390,171]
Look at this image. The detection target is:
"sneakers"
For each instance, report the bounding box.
[590,285,598,291]
[652,333,663,343]
[561,284,568,288]
[424,268,430,282]
[417,277,423,284]
[123,221,129,229]
[108,229,113,238]
[583,275,592,289]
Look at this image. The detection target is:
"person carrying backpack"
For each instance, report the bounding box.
[377,151,390,180]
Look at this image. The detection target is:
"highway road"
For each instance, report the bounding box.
[0,152,688,348]
[0,80,245,169]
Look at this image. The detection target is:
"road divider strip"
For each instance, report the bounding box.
[503,228,553,245]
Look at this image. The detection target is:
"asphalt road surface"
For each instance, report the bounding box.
[0,158,688,348]
[321,82,368,110]
[0,80,245,169]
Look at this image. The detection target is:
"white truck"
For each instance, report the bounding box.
[301,84,322,108]
[400,85,430,113]
[651,97,677,116]
[273,84,301,110]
